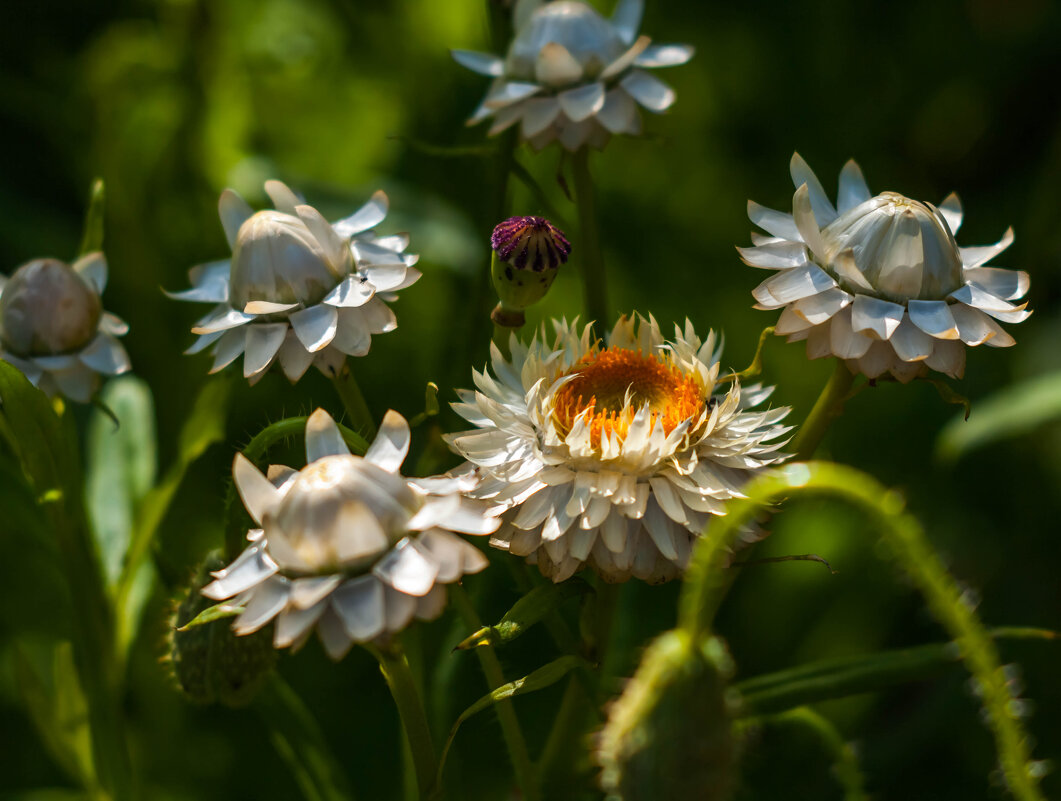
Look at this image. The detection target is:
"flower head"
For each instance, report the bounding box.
[203,409,498,660]
[0,253,130,402]
[453,0,694,151]
[491,215,571,324]
[445,316,790,584]
[741,154,1031,382]
[169,180,420,384]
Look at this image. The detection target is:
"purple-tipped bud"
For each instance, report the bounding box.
[491,216,571,272]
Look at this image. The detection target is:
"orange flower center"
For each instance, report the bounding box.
[552,347,704,449]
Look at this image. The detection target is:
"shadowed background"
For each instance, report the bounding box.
[1,0,1060,798]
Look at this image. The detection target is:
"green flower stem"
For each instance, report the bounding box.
[571,147,608,332]
[679,462,1046,801]
[332,363,377,439]
[536,675,591,792]
[450,584,540,801]
[368,642,440,801]
[790,360,856,461]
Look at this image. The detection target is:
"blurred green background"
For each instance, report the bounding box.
[2,0,1060,798]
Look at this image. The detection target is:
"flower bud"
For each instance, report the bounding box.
[0,258,102,356]
[167,553,277,707]
[598,630,738,801]
[229,210,352,309]
[505,2,626,85]
[490,216,571,327]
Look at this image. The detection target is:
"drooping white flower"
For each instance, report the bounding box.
[169,180,420,383]
[0,253,130,402]
[453,0,694,151]
[203,409,499,661]
[445,316,791,584]
[741,154,1031,382]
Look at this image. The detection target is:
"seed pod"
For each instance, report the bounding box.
[598,630,738,801]
[490,216,571,327]
[167,552,277,708]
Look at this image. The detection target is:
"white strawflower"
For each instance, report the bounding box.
[453,0,693,151]
[0,253,130,402]
[444,316,790,584]
[169,180,420,383]
[741,154,1031,382]
[203,409,499,661]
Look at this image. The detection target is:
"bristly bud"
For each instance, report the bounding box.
[490,216,571,327]
[166,552,277,708]
[598,630,738,801]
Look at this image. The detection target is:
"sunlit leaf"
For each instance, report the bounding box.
[175,601,245,632]
[455,579,590,650]
[77,178,106,257]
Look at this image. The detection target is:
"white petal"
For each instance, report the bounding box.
[316,608,354,660]
[437,500,501,536]
[219,189,254,250]
[332,308,372,356]
[360,297,397,334]
[789,153,837,225]
[611,0,644,44]
[243,300,299,315]
[950,303,999,346]
[521,97,562,137]
[192,305,255,335]
[305,408,351,462]
[274,601,326,648]
[234,575,290,634]
[596,89,637,134]
[850,295,904,340]
[488,103,526,136]
[557,82,606,122]
[263,180,302,215]
[100,313,129,336]
[484,81,542,110]
[331,576,385,641]
[642,502,678,561]
[332,190,389,238]
[79,333,131,375]
[334,501,390,563]
[289,304,338,353]
[751,263,836,308]
[360,264,409,294]
[535,42,582,86]
[451,49,504,77]
[964,267,1029,301]
[938,192,963,234]
[634,43,695,68]
[243,323,288,378]
[747,201,802,241]
[185,331,222,355]
[948,283,1025,314]
[233,453,282,524]
[169,261,231,303]
[383,586,418,631]
[414,585,448,622]
[738,242,808,270]
[620,69,675,111]
[416,529,466,583]
[373,539,440,597]
[908,300,960,340]
[924,339,966,378]
[203,541,277,600]
[960,227,1014,268]
[323,274,375,308]
[365,410,410,473]
[792,183,827,260]
[277,330,315,382]
[296,204,348,271]
[836,159,871,214]
[828,307,873,359]
[889,316,935,362]
[600,35,651,81]
[209,328,246,373]
[73,252,107,293]
[647,477,688,526]
[290,576,342,610]
[792,287,851,324]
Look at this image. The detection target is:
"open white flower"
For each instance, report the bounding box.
[741,154,1031,381]
[445,316,790,584]
[0,253,130,402]
[453,0,693,151]
[169,180,420,383]
[203,409,498,660]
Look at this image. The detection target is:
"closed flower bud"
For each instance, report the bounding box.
[1,258,102,356]
[167,553,278,708]
[598,630,738,801]
[490,216,571,327]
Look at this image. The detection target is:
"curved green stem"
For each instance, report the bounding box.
[332,363,377,439]
[450,584,540,801]
[368,642,440,801]
[680,462,1045,801]
[571,147,608,332]
[790,360,856,461]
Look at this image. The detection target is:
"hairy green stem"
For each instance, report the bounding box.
[450,584,540,801]
[332,363,377,439]
[790,360,856,461]
[680,462,1045,801]
[571,147,608,331]
[369,643,440,801]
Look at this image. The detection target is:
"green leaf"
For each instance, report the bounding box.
[114,378,233,659]
[175,601,245,632]
[437,656,585,788]
[455,579,590,650]
[86,377,157,587]
[77,178,106,257]
[736,627,1058,716]
[936,369,1061,462]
